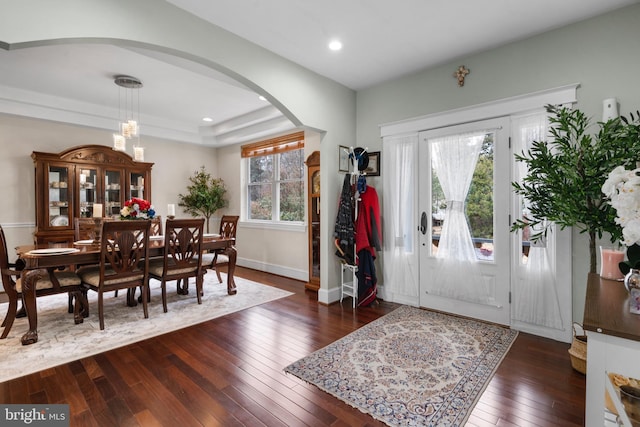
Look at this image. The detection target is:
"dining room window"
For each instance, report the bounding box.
[242,132,305,223]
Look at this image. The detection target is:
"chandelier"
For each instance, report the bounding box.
[112,75,144,161]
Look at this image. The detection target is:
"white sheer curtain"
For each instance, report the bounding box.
[381,134,420,304]
[427,131,495,304]
[512,113,563,330]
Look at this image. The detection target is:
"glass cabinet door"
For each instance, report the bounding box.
[47,164,71,227]
[306,157,320,291]
[311,194,320,281]
[104,169,123,218]
[130,171,145,200]
[78,167,98,218]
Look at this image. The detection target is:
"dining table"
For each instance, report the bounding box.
[14,234,237,345]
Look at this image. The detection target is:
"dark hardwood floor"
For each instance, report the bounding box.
[0,267,586,426]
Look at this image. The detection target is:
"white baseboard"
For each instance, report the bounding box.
[318,286,340,305]
[377,285,419,307]
[237,257,308,282]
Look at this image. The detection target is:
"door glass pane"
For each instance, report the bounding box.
[130,172,145,199]
[48,165,70,227]
[104,170,121,218]
[431,132,494,261]
[79,168,97,218]
[311,197,320,279]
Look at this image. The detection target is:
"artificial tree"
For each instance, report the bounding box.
[178,166,228,233]
[511,104,640,274]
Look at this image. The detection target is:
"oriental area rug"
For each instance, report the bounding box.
[284,305,518,426]
[0,272,292,383]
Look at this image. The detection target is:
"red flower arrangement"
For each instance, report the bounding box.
[120,198,156,220]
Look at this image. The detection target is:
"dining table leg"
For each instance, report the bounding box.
[20,268,47,345]
[226,245,237,295]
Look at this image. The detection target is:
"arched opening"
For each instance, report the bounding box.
[0,38,303,147]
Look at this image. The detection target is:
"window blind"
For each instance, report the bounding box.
[241,131,305,158]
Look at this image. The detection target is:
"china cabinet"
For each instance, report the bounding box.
[32,145,153,245]
[305,151,320,291]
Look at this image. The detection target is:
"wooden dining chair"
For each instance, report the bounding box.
[148,218,205,312]
[77,220,151,330]
[67,217,102,312]
[127,216,163,305]
[74,217,101,242]
[199,215,239,282]
[150,216,163,237]
[0,224,87,339]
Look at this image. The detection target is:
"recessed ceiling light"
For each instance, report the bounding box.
[202,117,213,122]
[258,95,267,101]
[328,40,343,51]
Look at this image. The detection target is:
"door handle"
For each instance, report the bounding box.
[420,212,427,235]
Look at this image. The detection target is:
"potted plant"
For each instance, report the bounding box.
[178,166,228,233]
[511,104,640,274]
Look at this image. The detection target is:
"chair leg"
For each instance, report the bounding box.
[98,291,105,330]
[215,267,222,283]
[0,297,18,339]
[161,279,168,313]
[142,281,149,319]
[68,293,74,313]
[196,274,203,305]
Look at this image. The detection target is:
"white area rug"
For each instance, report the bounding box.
[0,272,292,383]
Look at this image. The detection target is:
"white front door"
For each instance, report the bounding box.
[418,117,511,325]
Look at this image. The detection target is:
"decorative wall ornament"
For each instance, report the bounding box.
[453,65,470,87]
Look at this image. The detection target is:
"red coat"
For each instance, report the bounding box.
[355,185,381,257]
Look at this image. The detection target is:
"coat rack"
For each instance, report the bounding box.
[337,146,368,307]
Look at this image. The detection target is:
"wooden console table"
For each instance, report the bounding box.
[583,273,640,426]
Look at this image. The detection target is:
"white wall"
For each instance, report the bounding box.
[355,4,640,321]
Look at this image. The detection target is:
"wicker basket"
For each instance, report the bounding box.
[568,322,587,374]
